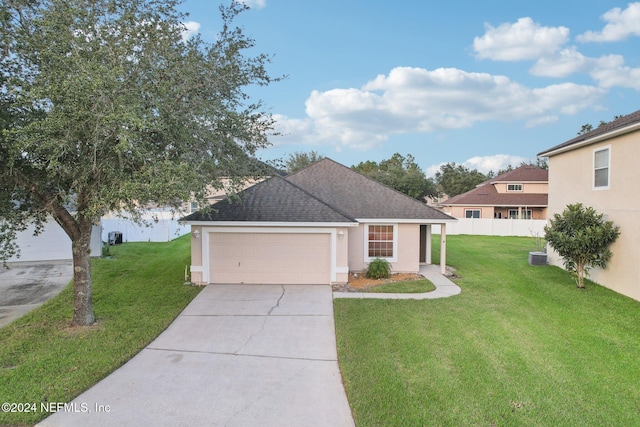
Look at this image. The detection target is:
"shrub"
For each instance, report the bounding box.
[366,258,391,279]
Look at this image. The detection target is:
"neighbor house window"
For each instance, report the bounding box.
[368,225,394,258]
[190,201,200,212]
[522,209,532,219]
[507,184,523,191]
[508,209,519,219]
[594,147,610,189]
[465,209,481,218]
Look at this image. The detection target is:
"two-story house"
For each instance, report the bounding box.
[538,109,640,301]
[440,165,548,220]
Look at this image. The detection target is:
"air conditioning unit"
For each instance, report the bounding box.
[528,251,547,266]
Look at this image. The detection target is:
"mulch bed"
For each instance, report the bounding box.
[332,272,425,292]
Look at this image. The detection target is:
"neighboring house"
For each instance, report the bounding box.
[440,165,548,220]
[183,158,455,285]
[538,108,640,301]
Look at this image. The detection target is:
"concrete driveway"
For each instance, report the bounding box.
[0,261,73,328]
[39,284,355,427]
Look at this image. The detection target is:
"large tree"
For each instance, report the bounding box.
[1,0,279,325]
[434,162,487,197]
[352,153,438,200]
[544,203,620,289]
[284,150,324,173]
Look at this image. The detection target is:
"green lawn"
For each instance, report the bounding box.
[335,235,640,427]
[0,236,201,426]
[363,279,436,294]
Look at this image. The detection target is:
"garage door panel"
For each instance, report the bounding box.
[209,233,330,285]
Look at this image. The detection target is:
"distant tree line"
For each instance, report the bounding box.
[284,151,548,200]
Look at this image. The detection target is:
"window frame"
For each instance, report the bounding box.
[364,223,398,263]
[593,146,610,190]
[508,209,519,219]
[464,209,481,219]
[507,183,523,192]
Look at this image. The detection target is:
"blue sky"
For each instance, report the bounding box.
[179,0,640,176]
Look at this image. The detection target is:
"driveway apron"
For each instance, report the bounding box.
[38,284,355,427]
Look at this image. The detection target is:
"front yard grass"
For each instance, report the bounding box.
[0,235,201,426]
[363,279,436,294]
[335,235,640,426]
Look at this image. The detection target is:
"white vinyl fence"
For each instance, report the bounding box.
[433,219,547,237]
[100,211,189,243]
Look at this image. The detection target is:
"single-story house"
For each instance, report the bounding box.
[183,158,456,285]
[538,108,640,301]
[441,165,548,220]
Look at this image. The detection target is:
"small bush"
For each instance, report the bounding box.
[366,258,391,279]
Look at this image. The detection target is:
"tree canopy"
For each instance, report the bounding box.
[434,162,487,197]
[352,153,438,200]
[284,150,324,173]
[1,0,280,325]
[544,203,620,289]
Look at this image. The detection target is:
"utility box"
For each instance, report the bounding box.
[528,251,547,266]
[108,231,123,245]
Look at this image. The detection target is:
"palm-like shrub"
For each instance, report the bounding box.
[366,258,392,279]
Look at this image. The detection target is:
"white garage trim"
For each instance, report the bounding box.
[197,226,340,284]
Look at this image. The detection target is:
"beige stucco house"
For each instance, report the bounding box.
[441,165,548,220]
[183,159,455,285]
[538,109,640,301]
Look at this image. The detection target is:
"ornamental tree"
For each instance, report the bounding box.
[0,0,280,325]
[544,203,620,289]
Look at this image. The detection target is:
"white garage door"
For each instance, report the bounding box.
[209,233,331,284]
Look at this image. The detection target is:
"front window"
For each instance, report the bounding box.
[368,225,394,258]
[594,147,610,189]
[507,184,523,192]
[465,209,480,218]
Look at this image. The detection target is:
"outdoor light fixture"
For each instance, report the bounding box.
[338,230,345,239]
[192,229,200,239]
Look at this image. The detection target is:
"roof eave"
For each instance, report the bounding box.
[183,220,359,227]
[539,121,640,157]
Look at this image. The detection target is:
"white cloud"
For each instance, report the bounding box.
[577,2,640,42]
[238,0,266,9]
[181,21,200,41]
[464,154,529,174]
[473,17,569,61]
[271,66,605,150]
[529,46,590,77]
[425,154,530,177]
[589,55,640,89]
[525,115,558,128]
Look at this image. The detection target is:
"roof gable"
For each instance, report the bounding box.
[285,158,454,221]
[539,109,640,156]
[183,175,355,223]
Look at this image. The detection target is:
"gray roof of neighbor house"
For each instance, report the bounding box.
[286,158,454,220]
[183,175,355,223]
[442,165,548,207]
[538,108,640,157]
[184,158,455,223]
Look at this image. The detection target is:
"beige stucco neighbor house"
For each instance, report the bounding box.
[538,109,640,301]
[440,165,548,220]
[183,158,456,285]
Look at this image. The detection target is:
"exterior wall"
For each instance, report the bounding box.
[190,225,203,284]
[9,218,102,263]
[547,132,640,301]
[449,206,495,219]
[335,227,349,283]
[494,182,548,194]
[348,223,420,274]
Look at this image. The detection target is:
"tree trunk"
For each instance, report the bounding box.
[71,217,95,326]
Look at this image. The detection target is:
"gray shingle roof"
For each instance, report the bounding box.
[183,175,355,223]
[286,158,454,221]
[538,108,640,156]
